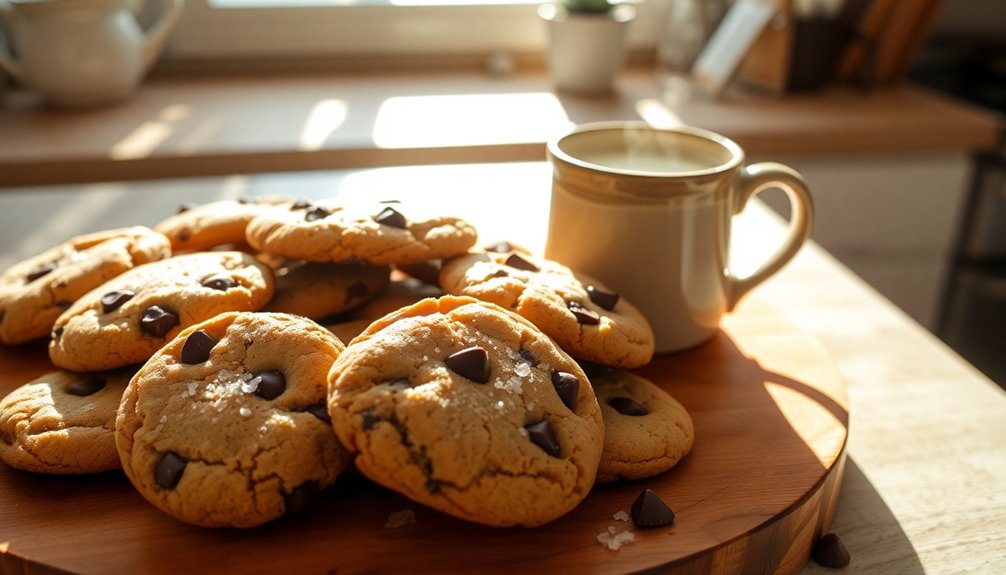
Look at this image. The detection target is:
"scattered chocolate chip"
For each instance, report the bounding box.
[361,411,380,431]
[518,349,538,367]
[631,489,675,528]
[608,397,649,416]
[305,403,331,424]
[525,420,560,457]
[253,371,286,400]
[484,241,515,253]
[551,372,579,411]
[504,253,538,272]
[344,281,369,305]
[290,198,312,210]
[305,206,331,222]
[181,329,218,365]
[374,206,407,229]
[201,274,237,291]
[567,301,600,325]
[385,378,411,390]
[488,269,509,279]
[176,202,199,214]
[67,378,106,397]
[100,290,135,314]
[51,325,63,338]
[284,481,319,515]
[26,263,55,283]
[445,346,490,384]
[140,306,179,338]
[586,285,619,311]
[812,533,851,569]
[155,452,187,489]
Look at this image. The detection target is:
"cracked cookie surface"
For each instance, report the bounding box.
[262,258,391,321]
[154,197,291,252]
[0,367,136,474]
[49,251,275,372]
[586,365,694,483]
[245,199,478,265]
[439,252,654,368]
[0,226,171,345]
[327,295,604,527]
[116,311,350,528]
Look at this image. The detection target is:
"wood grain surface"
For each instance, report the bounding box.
[0,299,848,574]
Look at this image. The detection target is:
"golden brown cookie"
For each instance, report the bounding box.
[327,295,604,527]
[154,197,291,252]
[262,258,390,320]
[115,312,350,528]
[0,367,136,474]
[49,251,275,372]
[326,277,444,346]
[245,199,478,265]
[0,226,171,345]
[439,251,654,368]
[584,365,694,483]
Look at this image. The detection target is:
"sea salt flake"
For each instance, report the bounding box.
[239,407,252,417]
[159,415,167,424]
[613,510,630,522]
[514,362,531,377]
[183,382,198,397]
[385,509,416,528]
[518,427,529,437]
[240,374,261,394]
[527,401,536,411]
[259,425,268,434]
[597,526,636,551]
[495,400,505,410]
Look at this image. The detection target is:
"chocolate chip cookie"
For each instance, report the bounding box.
[584,365,694,483]
[326,277,443,343]
[439,251,654,368]
[245,200,478,265]
[154,197,290,253]
[262,258,390,320]
[49,251,275,372]
[116,311,350,528]
[327,295,604,527]
[0,226,171,345]
[0,367,136,474]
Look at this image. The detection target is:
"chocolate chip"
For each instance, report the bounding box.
[374,206,407,229]
[344,281,369,305]
[155,452,187,489]
[812,533,851,568]
[608,397,648,416]
[488,269,509,279]
[518,349,538,367]
[484,241,515,253]
[525,420,560,457]
[361,411,380,431]
[55,300,71,309]
[504,253,538,272]
[567,301,600,325]
[305,206,331,222]
[290,198,312,210]
[67,378,106,397]
[100,290,135,313]
[181,329,218,365]
[176,202,199,214]
[26,263,55,283]
[631,489,675,528]
[305,403,331,424]
[201,274,237,291]
[551,372,579,411]
[51,325,63,338]
[586,285,619,311]
[284,481,319,515]
[445,346,490,384]
[140,306,179,338]
[253,371,286,400]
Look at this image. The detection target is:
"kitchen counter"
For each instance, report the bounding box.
[0,163,1003,573]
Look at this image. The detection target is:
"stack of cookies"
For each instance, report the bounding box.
[0,196,694,529]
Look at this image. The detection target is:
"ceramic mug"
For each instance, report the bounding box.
[544,122,813,353]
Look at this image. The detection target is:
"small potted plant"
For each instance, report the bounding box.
[538,0,636,95]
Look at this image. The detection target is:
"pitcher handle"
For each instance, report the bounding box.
[141,0,184,73]
[0,0,22,81]
[726,162,813,310]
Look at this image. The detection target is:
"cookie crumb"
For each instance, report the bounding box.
[385,509,416,528]
[597,525,635,551]
[613,510,630,522]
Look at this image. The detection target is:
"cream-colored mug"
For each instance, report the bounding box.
[545,122,812,353]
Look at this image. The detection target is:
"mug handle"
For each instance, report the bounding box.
[141,0,185,74]
[726,162,813,310]
[0,0,23,81]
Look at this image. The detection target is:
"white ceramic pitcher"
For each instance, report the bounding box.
[0,0,183,107]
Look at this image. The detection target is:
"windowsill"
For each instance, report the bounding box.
[0,67,1001,187]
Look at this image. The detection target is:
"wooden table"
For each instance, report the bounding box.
[1,162,1005,574]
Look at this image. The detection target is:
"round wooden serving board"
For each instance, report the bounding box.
[0,298,848,575]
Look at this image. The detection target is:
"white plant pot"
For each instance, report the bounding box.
[539,3,635,95]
